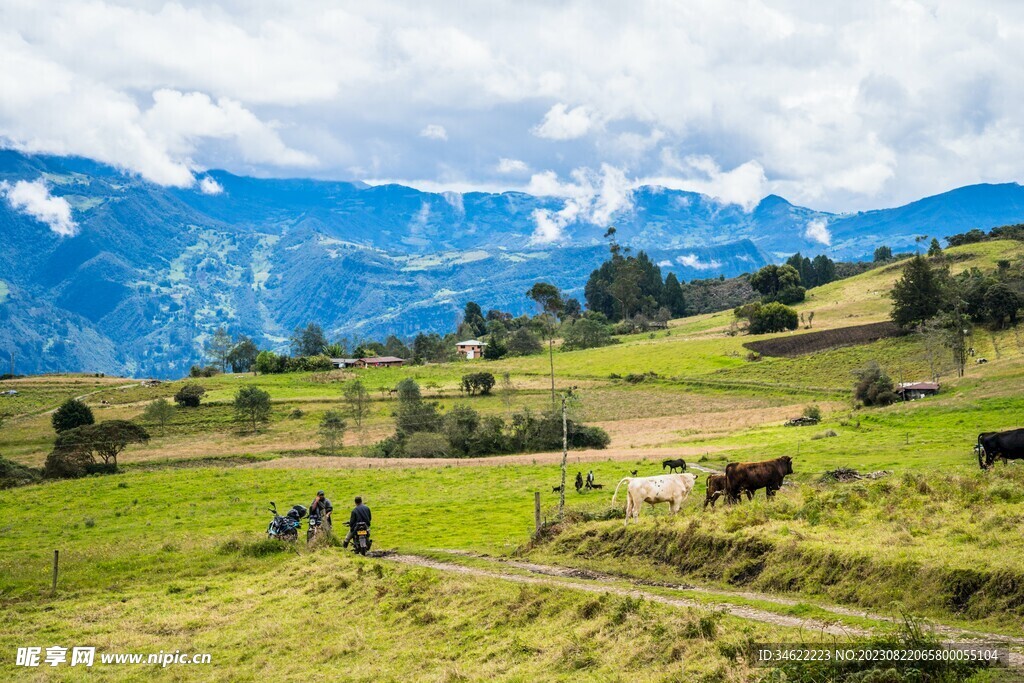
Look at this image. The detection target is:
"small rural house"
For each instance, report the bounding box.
[331,358,360,369]
[456,339,487,359]
[358,356,406,368]
[896,381,939,401]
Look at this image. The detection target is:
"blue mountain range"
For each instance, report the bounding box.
[1,151,1022,377]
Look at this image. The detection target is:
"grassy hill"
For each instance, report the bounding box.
[2,241,1024,681]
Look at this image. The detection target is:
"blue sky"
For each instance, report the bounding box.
[2,0,1023,217]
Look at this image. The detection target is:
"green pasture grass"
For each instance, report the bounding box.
[0,548,778,682]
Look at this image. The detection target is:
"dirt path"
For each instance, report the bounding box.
[41,382,141,415]
[247,445,732,470]
[380,551,1024,666]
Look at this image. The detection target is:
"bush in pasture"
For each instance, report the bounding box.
[802,404,822,421]
[748,302,799,334]
[560,316,614,351]
[254,350,288,374]
[853,362,898,407]
[52,398,94,433]
[189,365,220,378]
[404,432,450,458]
[460,372,495,396]
[0,456,41,489]
[174,383,206,408]
[45,420,150,477]
[286,354,334,372]
[289,408,305,419]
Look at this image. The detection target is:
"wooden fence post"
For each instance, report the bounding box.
[534,491,541,534]
[51,550,59,594]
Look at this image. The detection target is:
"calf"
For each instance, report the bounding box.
[725,456,794,502]
[703,473,728,510]
[662,458,687,473]
[613,473,699,524]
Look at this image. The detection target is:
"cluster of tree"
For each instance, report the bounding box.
[946,223,1024,248]
[891,254,1023,376]
[750,264,806,305]
[254,351,335,374]
[45,400,150,478]
[370,379,609,458]
[785,253,837,289]
[584,231,677,322]
[204,328,259,373]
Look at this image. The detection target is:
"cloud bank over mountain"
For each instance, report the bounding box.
[2,1,1024,218]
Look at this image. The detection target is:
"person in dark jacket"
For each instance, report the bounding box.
[343,496,371,547]
[309,490,333,532]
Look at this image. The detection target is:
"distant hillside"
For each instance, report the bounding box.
[2,150,1023,377]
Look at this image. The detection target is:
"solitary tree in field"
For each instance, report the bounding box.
[50,420,150,472]
[234,386,272,432]
[141,398,176,433]
[174,383,206,408]
[227,336,259,374]
[52,398,94,433]
[319,410,347,455]
[527,282,564,408]
[344,379,370,427]
[499,372,515,418]
[205,327,233,372]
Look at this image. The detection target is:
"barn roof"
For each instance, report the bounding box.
[361,356,405,363]
[897,382,940,391]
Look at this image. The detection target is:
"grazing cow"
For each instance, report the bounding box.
[662,458,687,473]
[976,358,989,365]
[977,429,1024,469]
[613,473,699,524]
[703,473,729,510]
[552,485,564,493]
[591,483,604,490]
[725,456,794,502]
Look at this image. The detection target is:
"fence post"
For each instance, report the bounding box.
[534,491,541,534]
[51,550,59,594]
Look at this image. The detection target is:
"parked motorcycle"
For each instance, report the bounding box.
[307,512,329,544]
[266,502,306,541]
[345,520,372,555]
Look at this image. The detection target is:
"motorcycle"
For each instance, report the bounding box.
[266,502,306,541]
[345,520,372,555]
[307,512,329,544]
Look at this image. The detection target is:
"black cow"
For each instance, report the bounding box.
[725,456,794,502]
[977,429,1024,469]
[662,458,687,473]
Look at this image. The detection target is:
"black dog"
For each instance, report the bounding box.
[630,469,638,476]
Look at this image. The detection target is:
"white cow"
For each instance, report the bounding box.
[612,473,699,524]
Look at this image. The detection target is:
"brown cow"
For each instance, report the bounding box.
[703,473,727,509]
[725,456,794,502]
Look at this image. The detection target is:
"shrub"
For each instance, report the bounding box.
[234,386,272,432]
[404,432,450,458]
[189,365,220,378]
[255,350,288,374]
[0,456,42,489]
[748,302,799,334]
[803,404,822,421]
[561,317,614,351]
[174,383,206,408]
[853,362,898,406]
[506,328,543,356]
[460,372,496,396]
[52,399,94,433]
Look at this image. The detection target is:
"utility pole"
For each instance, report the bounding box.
[557,388,577,519]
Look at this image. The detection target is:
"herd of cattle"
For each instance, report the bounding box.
[612,455,794,524]
[610,427,1023,523]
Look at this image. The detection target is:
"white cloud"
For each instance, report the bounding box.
[1,179,78,236]
[532,103,598,140]
[526,164,634,243]
[646,152,768,211]
[805,218,831,246]
[2,2,1024,210]
[420,124,448,141]
[657,259,672,267]
[496,158,529,174]
[676,254,722,271]
[199,177,224,195]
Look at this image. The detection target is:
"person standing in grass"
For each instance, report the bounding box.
[309,490,333,532]
[342,496,372,548]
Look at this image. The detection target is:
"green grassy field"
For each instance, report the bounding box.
[3,243,1024,681]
